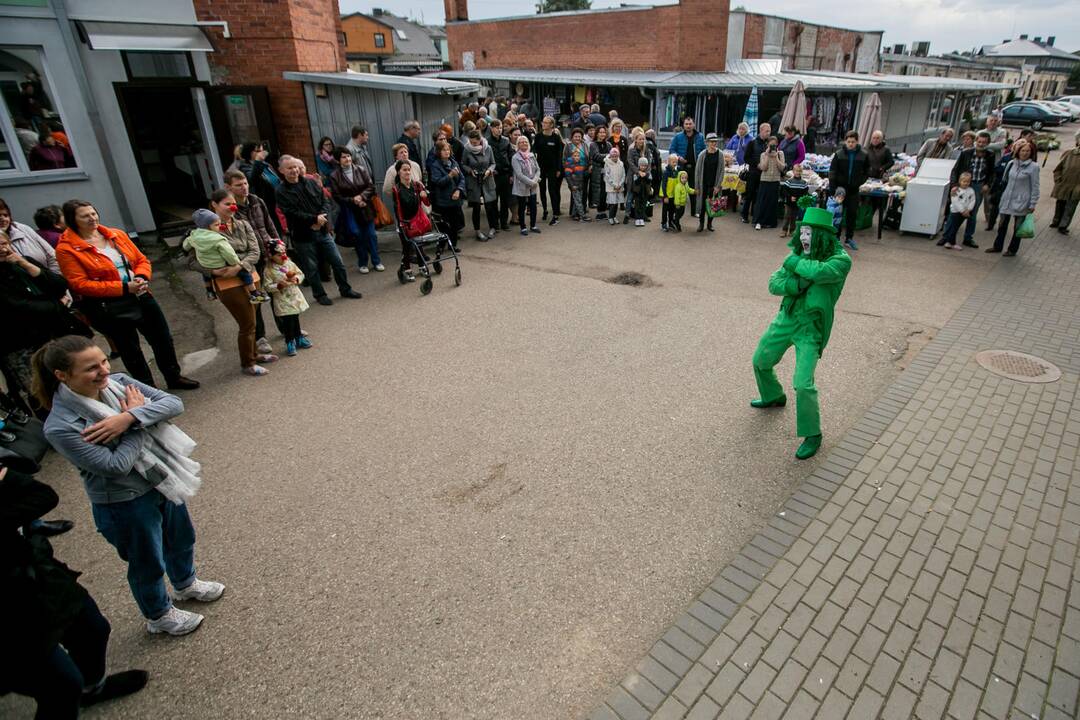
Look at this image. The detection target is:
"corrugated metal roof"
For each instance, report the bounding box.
[283,71,479,96]
[724,59,783,75]
[435,67,1016,93]
[663,71,882,90]
[797,69,1017,91]
[435,68,678,87]
[437,68,887,91]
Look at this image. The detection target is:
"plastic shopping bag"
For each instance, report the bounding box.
[1016,214,1035,239]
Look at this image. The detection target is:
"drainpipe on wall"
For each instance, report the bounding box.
[47,0,137,236]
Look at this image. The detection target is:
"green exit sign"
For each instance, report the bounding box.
[227,95,246,105]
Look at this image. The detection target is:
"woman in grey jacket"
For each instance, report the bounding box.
[461,130,499,241]
[988,140,1040,256]
[35,335,224,637]
[512,135,542,236]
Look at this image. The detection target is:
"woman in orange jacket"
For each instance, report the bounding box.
[54,200,198,390]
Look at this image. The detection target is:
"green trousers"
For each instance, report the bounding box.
[752,311,822,438]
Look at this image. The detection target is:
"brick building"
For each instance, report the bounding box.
[194,0,346,167]
[726,10,881,73]
[444,0,725,73]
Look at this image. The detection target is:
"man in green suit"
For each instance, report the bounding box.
[751,204,852,459]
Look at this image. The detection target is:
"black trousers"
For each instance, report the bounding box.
[495,176,512,227]
[279,314,302,342]
[470,200,499,232]
[291,234,353,300]
[517,195,537,229]
[839,190,860,240]
[84,294,182,387]
[539,172,562,216]
[741,173,761,220]
[672,206,685,230]
[7,594,110,720]
[684,162,697,215]
[993,214,1026,254]
[433,204,465,247]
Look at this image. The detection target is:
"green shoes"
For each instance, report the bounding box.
[750,396,787,409]
[796,435,822,460]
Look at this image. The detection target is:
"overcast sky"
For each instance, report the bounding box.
[341,0,1080,55]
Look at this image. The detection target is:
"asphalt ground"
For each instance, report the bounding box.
[7,171,1000,719]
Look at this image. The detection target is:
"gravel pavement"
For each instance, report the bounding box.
[5,200,996,719]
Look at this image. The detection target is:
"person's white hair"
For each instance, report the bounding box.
[278,154,299,169]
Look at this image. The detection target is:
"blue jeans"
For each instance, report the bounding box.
[354,218,381,268]
[962,190,983,243]
[292,232,353,300]
[941,212,966,244]
[7,594,111,719]
[91,490,196,619]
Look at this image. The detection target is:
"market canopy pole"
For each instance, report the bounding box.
[743,85,759,139]
[778,80,808,134]
[856,92,883,143]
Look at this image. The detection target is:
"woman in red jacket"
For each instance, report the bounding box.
[54,200,198,390]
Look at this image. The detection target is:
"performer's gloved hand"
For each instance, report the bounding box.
[798,277,813,291]
[783,255,801,273]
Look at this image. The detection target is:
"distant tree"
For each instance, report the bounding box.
[536,0,590,12]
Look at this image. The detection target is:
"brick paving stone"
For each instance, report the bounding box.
[589,202,1080,719]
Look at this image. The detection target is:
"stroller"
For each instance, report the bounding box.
[396,210,462,296]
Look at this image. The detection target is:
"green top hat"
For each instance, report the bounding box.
[796,206,837,233]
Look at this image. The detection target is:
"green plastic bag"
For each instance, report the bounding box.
[1016,214,1035,239]
[855,203,874,231]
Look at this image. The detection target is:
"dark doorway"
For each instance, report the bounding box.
[117,85,214,229]
[206,86,279,170]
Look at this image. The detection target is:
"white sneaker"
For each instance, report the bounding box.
[146,606,203,636]
[172,578,225,602]
[358,266,370,274]
[755,223,762,231]
[374,263,385,272]
[256,337,272,355]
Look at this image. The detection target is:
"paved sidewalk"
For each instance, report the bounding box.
[589,209,1080,718]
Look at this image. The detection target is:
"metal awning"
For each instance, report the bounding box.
[283,71,479,96]
[435,68,887,92]
[79,21,214,52]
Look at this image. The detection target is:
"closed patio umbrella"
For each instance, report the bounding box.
[778,80,808,134]
[856,92,883,143]
[742,86,759,138]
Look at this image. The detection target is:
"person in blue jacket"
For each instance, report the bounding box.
[669,116,706,216]
[725,122,753,164]
[428,140,467,251]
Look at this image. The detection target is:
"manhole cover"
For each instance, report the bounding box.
[974,350,1061,383]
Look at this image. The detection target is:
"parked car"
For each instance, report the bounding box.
[1035,101,1078,121]
[1000,102,1067,130]
[1045,99,1080,120]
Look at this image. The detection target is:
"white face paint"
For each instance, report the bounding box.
[800,225,813,254]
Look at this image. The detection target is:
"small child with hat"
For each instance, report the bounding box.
[603,147,626,225]
[184,208,269,303]
[262,239,311,356]
[630,157,653,227]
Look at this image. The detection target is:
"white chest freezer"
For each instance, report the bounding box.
[900,158,956,237]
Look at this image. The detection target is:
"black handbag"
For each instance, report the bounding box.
[0,406,49,474]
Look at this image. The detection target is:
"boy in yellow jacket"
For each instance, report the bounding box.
[670,170,695,232]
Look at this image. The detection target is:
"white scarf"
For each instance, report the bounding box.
[58,379,201,505]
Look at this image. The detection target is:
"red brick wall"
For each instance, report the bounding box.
[741,13,765,60]
[445,4,723,72]
[194,0,346,167]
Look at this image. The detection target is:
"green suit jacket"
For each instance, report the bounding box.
[768,245,851,355]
